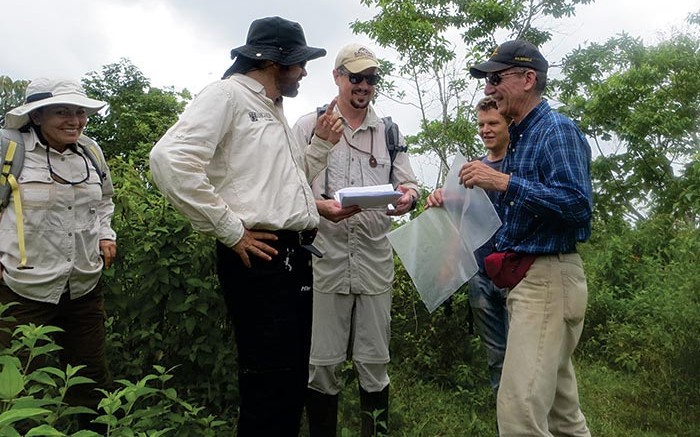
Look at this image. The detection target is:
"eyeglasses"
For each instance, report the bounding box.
[345,72,381,86]
[46,145,90,185]
[485,70,528,86]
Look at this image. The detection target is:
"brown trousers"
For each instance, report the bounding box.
[0,282,112,410]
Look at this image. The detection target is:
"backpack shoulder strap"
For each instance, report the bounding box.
[77,135,107,182]
[0,128,26,210]
[382,116,407,165]
[308,104,331,144]
[0,129,31,268]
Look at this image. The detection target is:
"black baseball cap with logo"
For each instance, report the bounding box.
[470,39,549,78]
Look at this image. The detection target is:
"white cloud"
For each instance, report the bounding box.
[2,0,697,186]
[94,1,228,93]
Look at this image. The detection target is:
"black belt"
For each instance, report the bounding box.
[269,229,322,258]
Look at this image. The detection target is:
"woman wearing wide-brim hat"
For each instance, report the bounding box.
[0,77,117,432]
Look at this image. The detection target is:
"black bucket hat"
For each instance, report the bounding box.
[229,16,326,66]
[470,39,548,78]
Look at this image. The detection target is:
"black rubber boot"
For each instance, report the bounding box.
[359,385,389,437]
[306,388,338,437]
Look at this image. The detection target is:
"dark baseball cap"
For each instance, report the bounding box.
[470,39,548,78]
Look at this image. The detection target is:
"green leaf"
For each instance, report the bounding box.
[64,376,95,390]
[62,405,96,416]
[0,408,50,427]
[0,363,24,399]
[25,370,59,387]
[25,424,64,436]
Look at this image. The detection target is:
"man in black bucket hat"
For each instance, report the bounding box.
[150,16,326,436]
[222,16,326,82]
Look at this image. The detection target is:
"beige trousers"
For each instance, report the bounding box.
[497,253,591,437]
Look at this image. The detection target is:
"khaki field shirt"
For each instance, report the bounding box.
[0,130,116,303]
[293,105,418,295]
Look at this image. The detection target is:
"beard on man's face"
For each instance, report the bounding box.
[276,66,302,98]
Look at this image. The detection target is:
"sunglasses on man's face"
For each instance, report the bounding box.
[484,70,528,86]
[346,72,381,86]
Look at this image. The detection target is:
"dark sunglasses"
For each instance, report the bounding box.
[484,70,527,86]
[346,72,381,86]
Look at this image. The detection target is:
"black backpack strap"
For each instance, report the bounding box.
[382,116,407,165]
[382,116,407,181]
[308,104,331,144]
[316,104,330,118]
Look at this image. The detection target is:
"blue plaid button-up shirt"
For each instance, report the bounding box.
[495,100,593,254]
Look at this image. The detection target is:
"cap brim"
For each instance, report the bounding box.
[469,60,514,78]
[4,96,106,129]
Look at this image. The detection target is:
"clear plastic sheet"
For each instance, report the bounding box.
[388,153,502,312]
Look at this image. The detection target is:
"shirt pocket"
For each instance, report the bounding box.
[17,165,55,229]
[16,182,56,232]
[360,156,392,186]
[18,164,54,208]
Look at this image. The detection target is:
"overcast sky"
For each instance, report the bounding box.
[2,0,697,184]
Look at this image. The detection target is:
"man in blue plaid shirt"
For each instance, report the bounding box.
[461,40,593,437]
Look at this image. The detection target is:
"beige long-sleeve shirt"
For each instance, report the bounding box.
[0,129,116,303]
[149,74,319,248]
[293,105,419,295]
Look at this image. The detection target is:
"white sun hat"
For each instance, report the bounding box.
[4,77,107,129]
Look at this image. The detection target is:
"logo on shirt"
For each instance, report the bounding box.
[248,111,273,122]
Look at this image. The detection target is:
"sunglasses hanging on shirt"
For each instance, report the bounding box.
[343,130,377,167]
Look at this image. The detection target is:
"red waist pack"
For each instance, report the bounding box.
[484,251,538,289]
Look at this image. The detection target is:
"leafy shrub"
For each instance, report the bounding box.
[104,153,239,414]
[581,214,700,405]
[0,308,231,435]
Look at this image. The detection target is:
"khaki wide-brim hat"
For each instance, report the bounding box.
[4,77,107,129]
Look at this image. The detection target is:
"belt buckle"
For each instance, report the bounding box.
[299,229,322,258]
[298,228,317,246]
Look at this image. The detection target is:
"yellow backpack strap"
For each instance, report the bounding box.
[0,140,30,269]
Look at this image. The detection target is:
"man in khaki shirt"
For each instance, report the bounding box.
[293,43,419,437]
[149,17,329,437]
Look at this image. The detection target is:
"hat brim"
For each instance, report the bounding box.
[231,44,326,66]
[343,58,380,74]
[469,60,515,78]
[4,95,106,130]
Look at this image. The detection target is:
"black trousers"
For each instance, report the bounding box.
[217,238,313,437]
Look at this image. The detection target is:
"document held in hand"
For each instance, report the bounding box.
[387,153,502,313]
[334,184,402,209]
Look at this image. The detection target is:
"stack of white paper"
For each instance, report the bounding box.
[334,184,402,209]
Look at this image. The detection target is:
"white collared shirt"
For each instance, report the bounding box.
[0,129,116,303]
[149,74,319,248]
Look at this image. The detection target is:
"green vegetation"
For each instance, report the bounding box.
[1,2,699,435]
